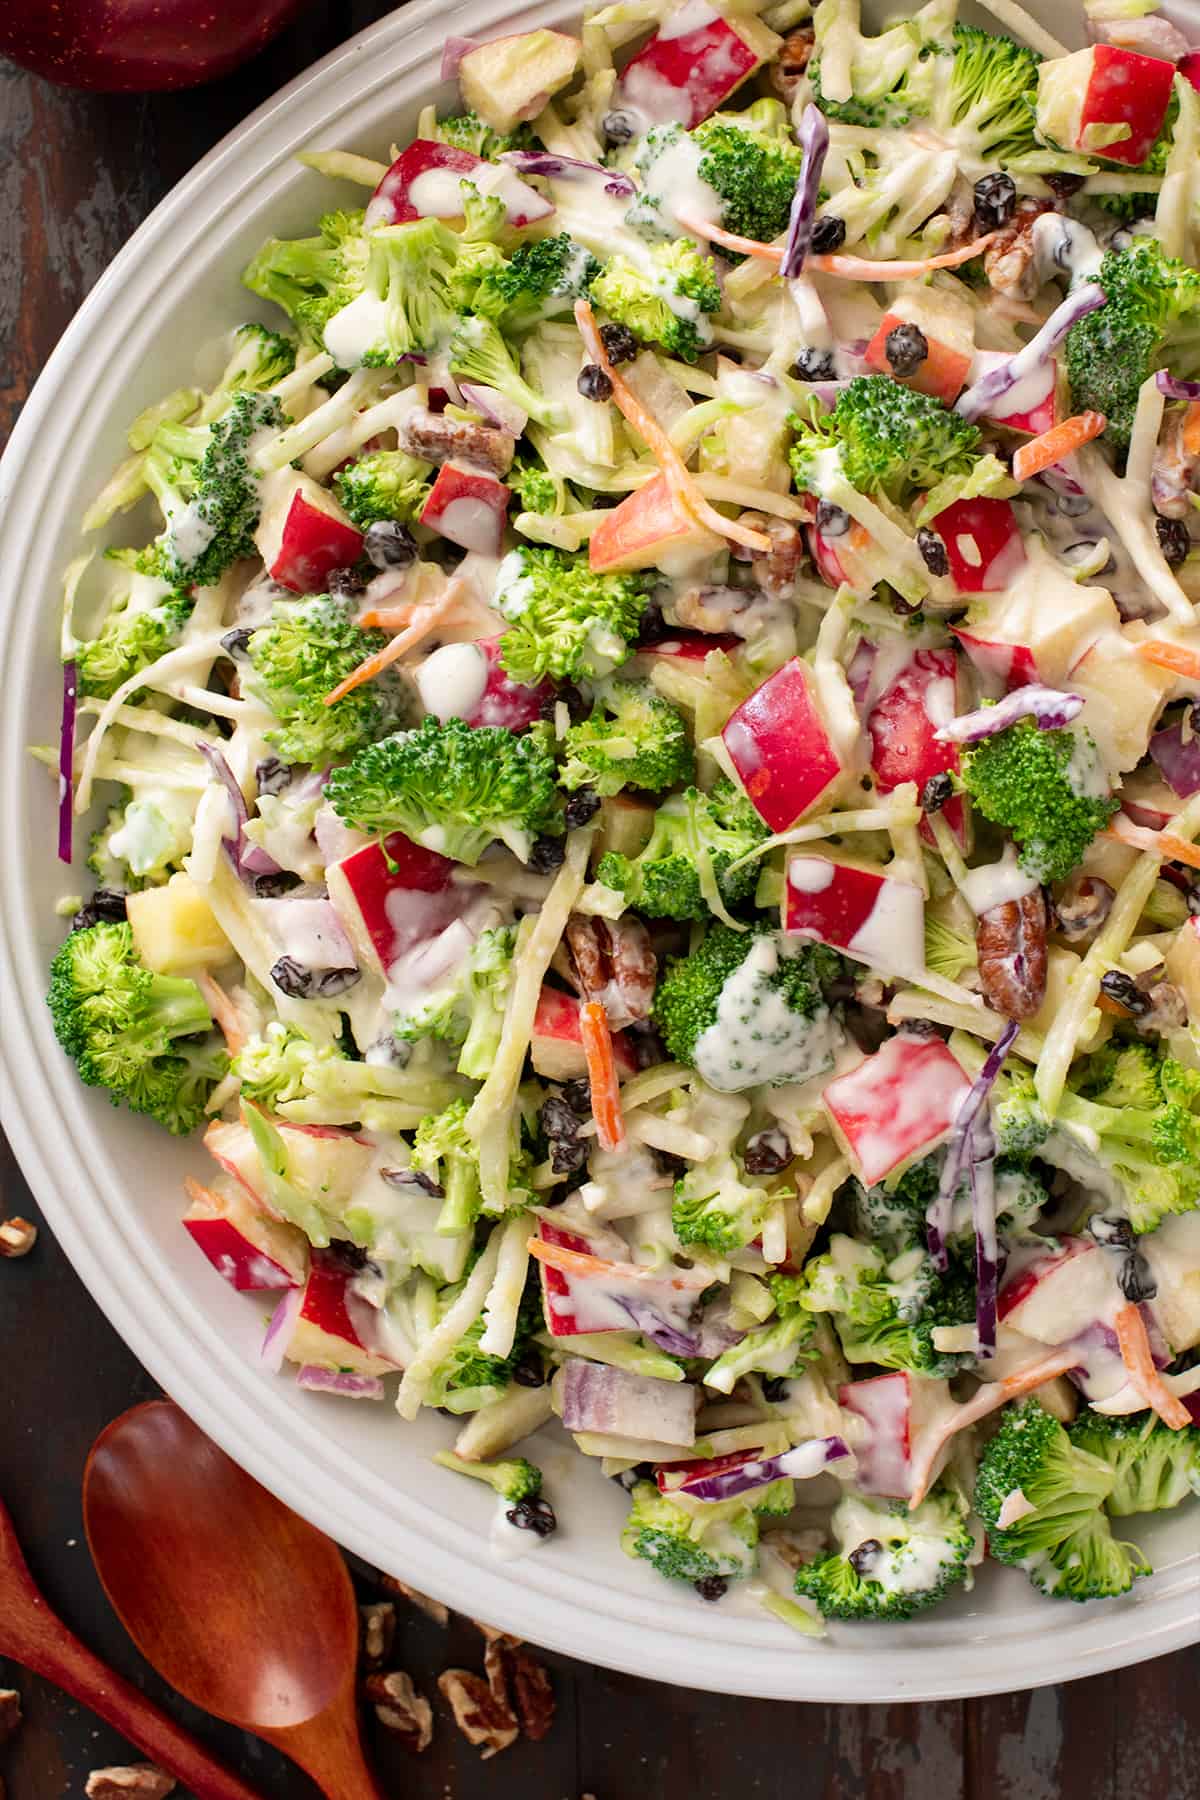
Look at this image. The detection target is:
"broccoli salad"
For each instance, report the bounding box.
[41,0,1200,1633]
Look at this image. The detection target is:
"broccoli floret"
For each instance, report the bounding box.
[853,1152,1048,1254]
[790,377,983,509]
[494,545,649,686]
[137,390,285,590]
[799,1233,976,1378]
[672,1157,774,1256]
[202,322,297,414]
[232,1021,462,1134]
[242,209,369,344]
[653,921,843,1075]
[412,1098,483,1235]
[245,595,405,765]
[89,796,190,891]
[621,1479,775,1585]
[597,779,768,921]
[1047,1045,1200,1233]
[924,914,978,984]
[589,239,721,362]
[506,453,564,515]
[473,234,602,334]
[794,1487,974,1620]
[75,579,193,701]
[424,1268,542,1411]
[692,101,804,246]
[703,1304,820,1394]
[326,715,562,865]
[434,1450,544,1499]
[447,314,564,428]
[393,925,516,1079]
[433,112,536,160]
[975,1399,1150,1600]
[932,24,1048,168]
[1065,239,1200,448]
[561,680,693,797]
[331,218,463,366]
[959,718,1116,884]
[47,921,225,1135]
[1068,1409,1200,1516]
[333,448,432,529]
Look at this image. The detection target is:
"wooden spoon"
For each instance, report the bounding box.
[0,1491,266,1800]
[84,1400,385,1800]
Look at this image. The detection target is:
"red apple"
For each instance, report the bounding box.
[821,1034,971,1187]
[839,1371,920,1499]
[951,626,1040,692]
[1182,51,1200,93]
[864,314,972,407]
[471,638,554,729]
[998,1237,1116,1342]
[867,647,967,849]
[723,657,844,833]
[930,496,1025,595]
[254,472,363,595]
[365,139,552,231]
[614,5,777,128]
[633,629,741,663]
[783,855,926,981]
[183,1176,308,1292]
[971,352,1057,437]
[420,462,510,555]
[1037,44,1177,165]
[530,986,637,1082]
[282,1247,398,1376]
[589,473,723,574]
[0,0,308,91]
[326,832,458,976]
[536,1218,707,1342]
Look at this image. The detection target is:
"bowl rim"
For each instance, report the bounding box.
[2,0,1197,1702]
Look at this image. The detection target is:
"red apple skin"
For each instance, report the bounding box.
[420,463,510,555]
[822,1034,971,1187]
[590,473,719,573]
[864,315,971,406]
[327,831,458,975]
[1182,51,1200,93]
[722,658,843,833]
[269,490,363,595]
[538,1219,596,1337]
[867,648,967,850]
[951,627,1039,691]
[367,140,483,226]
[530,986,637,1081]
[634,630,741,663]
[469,639,554,730]
[839,1372,914,1499]
[932,496,1026,595]
[807,519,850,588]
[615,14,761,127]
[1081,46,1176,165]
[0,0,308,91]
[183,1216,298,1291]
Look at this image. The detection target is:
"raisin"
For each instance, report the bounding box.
[327,564,367,599]
[884,323,928,377]
[973,171,1016,232]
[816,499,850,537]
[528,835,567,874]
[743,1127,793,1174]
[363,520,417,570]
[220,626,253,658]
[506,1496,557,1537]
[1099,969,1151,1016]
[791,346,836,381]
[921,771,954,813]
[563,787,602,829]
[601,109,638,145]
[916,527,949,575]
[810,215,846,254]
[848,1539,882,1576]
[578,363,614,402]
[1155,516,1191,569]
[1118,1251,1157,1303]
[600,322,639,365]
[693,1575,728,1602]
[71,888,128,932]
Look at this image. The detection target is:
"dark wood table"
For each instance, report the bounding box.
[2,10,1198,1794]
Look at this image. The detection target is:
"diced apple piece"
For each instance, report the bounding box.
[807,517,851,589]
[1183,50,1200,93]
[537,1218,706,1342]
[589,473,723,574]
[282,1247,398,1376]
[1036,44,1176,165]
[530,986,638,1081]
[1120,766,1181,831]
[420,461,510,555]
[1068,630,1173,775]
[821,1034,971,1188]
[998,1236,1117,1342]
[951,626,1041,692]
[632,629,740,664]
[255,471,363,595]
[839,1370,934,1500]
[326,832,458,977]
[415,635,551,730]
[458,30,582,134]
[930,496,1025,595]
[204,1116,373,1222]
[952,548,1117,687]
[723,657,845,833]
[1141,1212,1200,1351]
[784,854,926,982]
[594,794,656,863]
[183,1176,308,1291]
[365,138,553,229]
[1166,915,1200,1023]
[126,873,233,975]
[971,351,1057,437]
[864,286,975,407]
[867,647,967,850]
[614,3,779,129]
[471,637,554,730]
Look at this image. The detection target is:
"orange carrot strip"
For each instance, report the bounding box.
[323,580,465,705]
[1114,1302,1192,1429]
[579,999,627,1153]
[1183,401,1200,458]
[196,970,246,1055]
[527,1235,708,1291]
[1012,411,1107,482]
[1135,640,1200,682]
[574,299,769,554]
[674,215,997,279]
[908,1347,1081,1506]
[1103,815,1200,870]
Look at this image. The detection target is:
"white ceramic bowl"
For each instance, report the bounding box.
[2,0,1198,1702]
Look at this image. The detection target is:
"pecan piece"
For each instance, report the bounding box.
[360,1600,396,1668]
[84,1769,175,1800]
[379,1574,450,1626]
[565,914,656,1028]
[1054,874,1114,944]
[365,1670,434,1751]
[437,1668,519,1758]
[983,197,1054,301]
[771,25,815,100]
[1152,403,1200,520]
[0,1218,37,1258]
[398,407,515,475]
[0,1690,20,1743]
[671,583,752,634]
[976,890,1048,1020]
[506,1647,555,1741]
[751,517,806,599]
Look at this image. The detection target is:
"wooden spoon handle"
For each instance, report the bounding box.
[13,1623,267,1800]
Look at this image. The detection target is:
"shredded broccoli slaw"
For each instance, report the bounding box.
[41,0,1200,1632]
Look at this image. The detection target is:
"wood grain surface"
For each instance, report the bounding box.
[1,8,1198,1795]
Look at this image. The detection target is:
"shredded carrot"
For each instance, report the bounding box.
[579,999,626,1153]
[574,300,769,554]
[323,579,466,705]
[1103,814,1200,870]
[1114,1302,1192,1429]
[1183,401,1200,458]
[1012,411,1107,482]
[907,1346,1081,1506]
[675,214,997,280]
[196,970,246,1055]
[1135,639,1200,682]
[528,1235,708,1290]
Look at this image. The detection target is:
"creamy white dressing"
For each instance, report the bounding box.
[961,846,1039,916]
[693,934,845,1093]
[323,292,389,368]
[846,877,926,979]
[407,166,471,217]
[413,640,489,721]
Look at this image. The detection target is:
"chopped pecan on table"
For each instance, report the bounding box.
[564,914,657,1029]
[437,1668,520,1759]
[360,1600,396,1668]
[84,1768,175,1800]
[379,1573,450,1626]
[976,890,1049,1020]
[770,24,814,100]
[983,197,1054,301]
[0,1219,37,1258]
[397,406,515,476]
[0,1690,19,1742]
[505,1647,555,1741]
[365,1670,434,1752]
